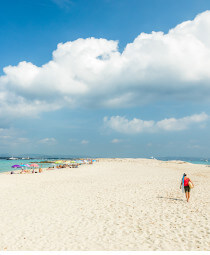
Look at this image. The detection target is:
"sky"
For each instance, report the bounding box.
[0,0,210,158]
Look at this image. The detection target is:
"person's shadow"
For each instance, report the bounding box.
[157,196,184,202]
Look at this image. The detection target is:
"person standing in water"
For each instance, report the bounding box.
[180,173,194,202]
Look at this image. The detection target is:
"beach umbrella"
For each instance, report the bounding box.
[76,160,83,164]
[20,164,30,168]
[30,163,39,168]
[30,163,39,173]
[11,165,21,168]
[55,160,63,164]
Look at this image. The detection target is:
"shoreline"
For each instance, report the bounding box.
[0,159,95,175]
[2,158,208,174]
[1,157,210,175]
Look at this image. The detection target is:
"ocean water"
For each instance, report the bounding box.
[157,157,210,166]
[0,157,209,174]
[187,160,210,165]
[0,159,55,173]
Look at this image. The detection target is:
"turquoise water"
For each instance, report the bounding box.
[0,157,209,174]
[0,159,54,173]
[157,157,210,166]
[188,160,210,165]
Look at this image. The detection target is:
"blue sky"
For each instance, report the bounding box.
[0,0,210,157]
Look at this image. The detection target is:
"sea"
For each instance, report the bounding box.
[0,157,64,174]
[0,156,209,174]
[157,156,210,165]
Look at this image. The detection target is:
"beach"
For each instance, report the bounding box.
[0,158,209,251]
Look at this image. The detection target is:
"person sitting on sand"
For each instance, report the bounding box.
[180,173,194,202]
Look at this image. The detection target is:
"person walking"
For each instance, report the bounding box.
[180,173,194,202]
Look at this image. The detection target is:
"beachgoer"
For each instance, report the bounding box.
[39,168,42,173]
[180,173,194,202]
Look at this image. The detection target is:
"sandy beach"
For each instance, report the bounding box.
[0,158,209,251]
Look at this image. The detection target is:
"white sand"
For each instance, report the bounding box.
[0,158,209,251]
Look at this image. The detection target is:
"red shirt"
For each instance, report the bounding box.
[184,178,189,186]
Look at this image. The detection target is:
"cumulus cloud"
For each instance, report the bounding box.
[156,113,209,131]
[104,113,209,134]
[1,11,210,118]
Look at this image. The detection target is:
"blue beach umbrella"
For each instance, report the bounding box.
[20,164,30,170]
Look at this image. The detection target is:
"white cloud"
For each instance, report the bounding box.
[1,11,210,118]
[104,112,209,134]
[17,137,29,143]
[38,138,56,144]
[0,127,16,138]
[104,116,154,134]
[81,140,89,144]
[156,112,209,131]
[0,128,30,146]
[111,138,121,143]
[0,135,11,139]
